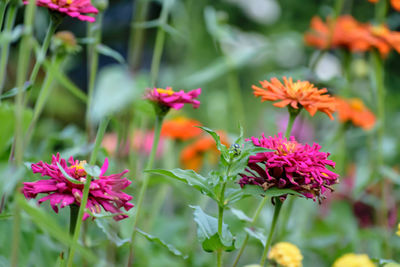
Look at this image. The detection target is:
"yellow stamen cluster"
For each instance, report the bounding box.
[156,88,174,95]
[349,98,365,112]
[276,141,298,156]
[70,160,87,177]
[268,242,303,267]
[332,253,376,267]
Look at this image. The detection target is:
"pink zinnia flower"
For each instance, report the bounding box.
[24,0,99,22]
[145,87,201,111]
[239,133,339,202]
[22,153,134,221]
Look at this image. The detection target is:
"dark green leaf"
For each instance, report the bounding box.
[190,205,234,251]
[97,44,125,64]
[136,228,188,259]
[16,195,97,263]
[245,227,266,246]
[146,169,216,199]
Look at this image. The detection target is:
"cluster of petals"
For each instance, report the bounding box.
[304,15,400,57]
[181,131,229,171]
[368,0,400,12]
[268,242,303,267]
[161,117,203,141]
[334,96,376,130]
[252,77,336,120]
[25,0,99,22]
[22,153,134,221]
[145,87,201,111]
[239,133,339,201]
[332,253,376,267]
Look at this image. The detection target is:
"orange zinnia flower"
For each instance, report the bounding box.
[161,117,203,141]
[180,132,229,171]
[252,77,336,120]
[335,97,376,130]
[368,0,400,11]
[305,15,400,57]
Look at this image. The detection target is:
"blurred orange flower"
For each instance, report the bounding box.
[180,132,229,171]
[368,0,400,11]
[161,117,203,141]
[305,15,400,57]
[252,76,336,120]
[335,97,376,130]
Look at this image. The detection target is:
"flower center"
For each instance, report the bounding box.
[349,98,365,111]
[51,0,73,5]
[156,87,174,95]
[70,160,87,177]
[276,141,298,156]
[287,81,313,98]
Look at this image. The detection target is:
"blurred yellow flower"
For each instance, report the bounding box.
[332,253,376,267]
[396,223,400,236]
[268,242,303,267]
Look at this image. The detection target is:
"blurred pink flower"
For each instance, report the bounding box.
[22,154,133,221]
[24,0,98,22]
[145,87,201,111]
[239,133,339,202]
[132,130,165,158]
[276,114,314,143]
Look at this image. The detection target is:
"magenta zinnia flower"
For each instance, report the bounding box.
[24,0,99,22]
[239,133,339,202]
[145,87,201,111]
[22,153,134,221]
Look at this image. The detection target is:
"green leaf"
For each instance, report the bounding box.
[225,186,302,205]
[55,162,84,185]
[0,213,12,220]
[245,227,266,246]
[90,65,143,122]
[190,205,234,252]
[0,103,32,155]
[146,169,216,199]
[96,44,125,64]
[0,83,32,100]
[230,208,252,223]
[95,218,130,247]
[136,228,188,259]
[16,195,97,263]
[198,126,227,153]
[83,163,101,178]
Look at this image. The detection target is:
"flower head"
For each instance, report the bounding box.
[22,154,134,221]
[305,15,400,57]
[181,131,229,171]
[335,97,376,130]
[239,133,339,201]
[268,242,303,267]
[397,223,400,236]
[252,77,336,119]
[145,87,201,114]
[161,117,203,141]
[25,0,99,22]
[332,253,376,267]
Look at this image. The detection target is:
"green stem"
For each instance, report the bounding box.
[375,0,388,24]
[0,0,8,29]
[25,55,62,145]
[66,118,109,267]
[127,113,164,266]
[259,197,283,266]
[285,108,300,138]
[69,205,79,235]
[128,0,150,70]
[342,50,352,97]
[29,17,61,84]
[11,3,36,266]
[150,0,171,87]
[86,13,103,137]
[232,196,268,267]
[0,3,17,95]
